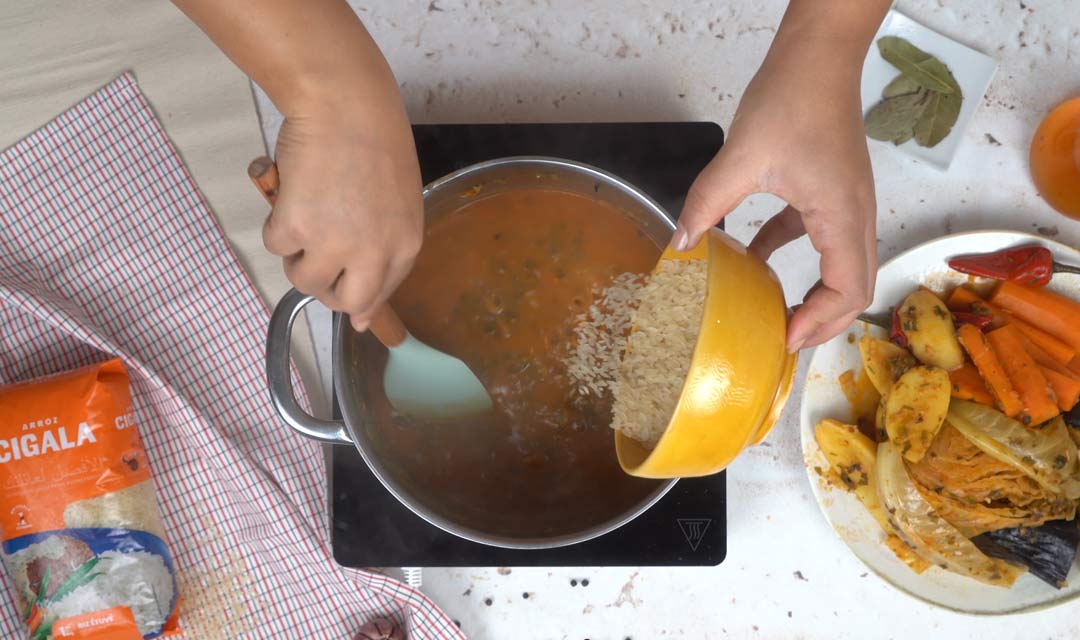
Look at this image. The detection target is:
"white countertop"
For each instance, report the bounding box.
[255,1,1080,638]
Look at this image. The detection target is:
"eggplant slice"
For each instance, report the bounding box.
[973,520,1080,588]
[1064,403,1080,430]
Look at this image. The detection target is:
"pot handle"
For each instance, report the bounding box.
[266,288,353,444]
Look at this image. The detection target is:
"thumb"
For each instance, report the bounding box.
[673,151,753,251]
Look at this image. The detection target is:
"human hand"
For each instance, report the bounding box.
[265,105,423,332]
[173,0,425,332]
[675,33,878,352]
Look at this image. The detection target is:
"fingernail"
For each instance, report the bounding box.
[670,226,690,252]
[786,322,818,354]
[350,316,369,333]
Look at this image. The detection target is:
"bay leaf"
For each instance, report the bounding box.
[938,60,963,96]
[882,74,922,98]
[865,91,930,142]
[921,58,963,96]
[893,127,915,146]
[914,90,962,148]
[877,36,957,95]
[913,92,941,145]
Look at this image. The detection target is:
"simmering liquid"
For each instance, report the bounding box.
[372,187,663,538]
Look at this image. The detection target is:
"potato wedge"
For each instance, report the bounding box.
[815,419,930,572]
[838,367,882,425]
[898,288,964,371]
[859,335,917,396]
[885,365,951,463]
[815,419,879,505]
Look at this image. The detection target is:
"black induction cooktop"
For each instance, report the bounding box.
[331,122,726,568]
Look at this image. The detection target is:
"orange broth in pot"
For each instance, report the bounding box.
[368,187,664,538]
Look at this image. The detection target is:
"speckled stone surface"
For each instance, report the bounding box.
[255,1,1080,638]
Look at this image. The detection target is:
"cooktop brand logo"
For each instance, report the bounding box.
[677,518,712,551]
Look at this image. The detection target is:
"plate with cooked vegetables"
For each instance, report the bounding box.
[801,230,1080,614]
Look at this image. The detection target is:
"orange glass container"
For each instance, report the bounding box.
[1030,97,1080,219]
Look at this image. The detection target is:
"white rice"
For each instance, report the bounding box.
[611,259,708,448]
[3,538,174,637]
[49,550,174,636]
[177,517,266,639]
[565,272,647,398]
[564,259,709,450]
[63,480,168,541]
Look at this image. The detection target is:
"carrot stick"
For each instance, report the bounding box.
[947,286,977,310]
[947,287,1003,324]
[986,325,1060,425]
[1004,311,1076,365]
[1022,335,1080,382]
[948,286,984,311]
[949,362,996,405]
[947,287,1076,362]
[1027,336,1080,412]
[957,324,1025,418]
[990,281,1080,352]
[1042,367,1080,412]
[1070,356,1080,377]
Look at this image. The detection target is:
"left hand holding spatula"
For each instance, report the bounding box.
[174,0,423,332]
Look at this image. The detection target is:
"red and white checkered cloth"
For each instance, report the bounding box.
[0,73,462,639]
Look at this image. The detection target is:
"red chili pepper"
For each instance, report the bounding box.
[947,245,1054,286]
[890,307,909,348]
[952,311,994,331]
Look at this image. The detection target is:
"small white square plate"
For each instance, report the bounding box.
[861,9,998,170]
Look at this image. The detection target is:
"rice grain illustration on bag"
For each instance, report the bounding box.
[0,358,180,639]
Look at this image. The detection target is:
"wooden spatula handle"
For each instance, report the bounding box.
[368,306,408,346]
[247,156,408,348]
[247,156,279,204]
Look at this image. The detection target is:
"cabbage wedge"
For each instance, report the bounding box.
[948,400,1080,500]
[815,419,931,573]
[876,441,1024,587]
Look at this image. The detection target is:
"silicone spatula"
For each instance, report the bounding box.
[248,157,493,422]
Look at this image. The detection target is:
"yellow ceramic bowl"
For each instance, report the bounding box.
[615,228,797,478]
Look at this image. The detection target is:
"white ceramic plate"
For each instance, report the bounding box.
[861,10,998,170]
[800,230,1080,615]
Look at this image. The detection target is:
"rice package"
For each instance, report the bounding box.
[0,359,180,639]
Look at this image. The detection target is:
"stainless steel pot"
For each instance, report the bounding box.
[267,157,678,549]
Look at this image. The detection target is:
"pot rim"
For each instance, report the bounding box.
[336,155,679,549]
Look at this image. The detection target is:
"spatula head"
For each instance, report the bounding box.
[382,334,493,422]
